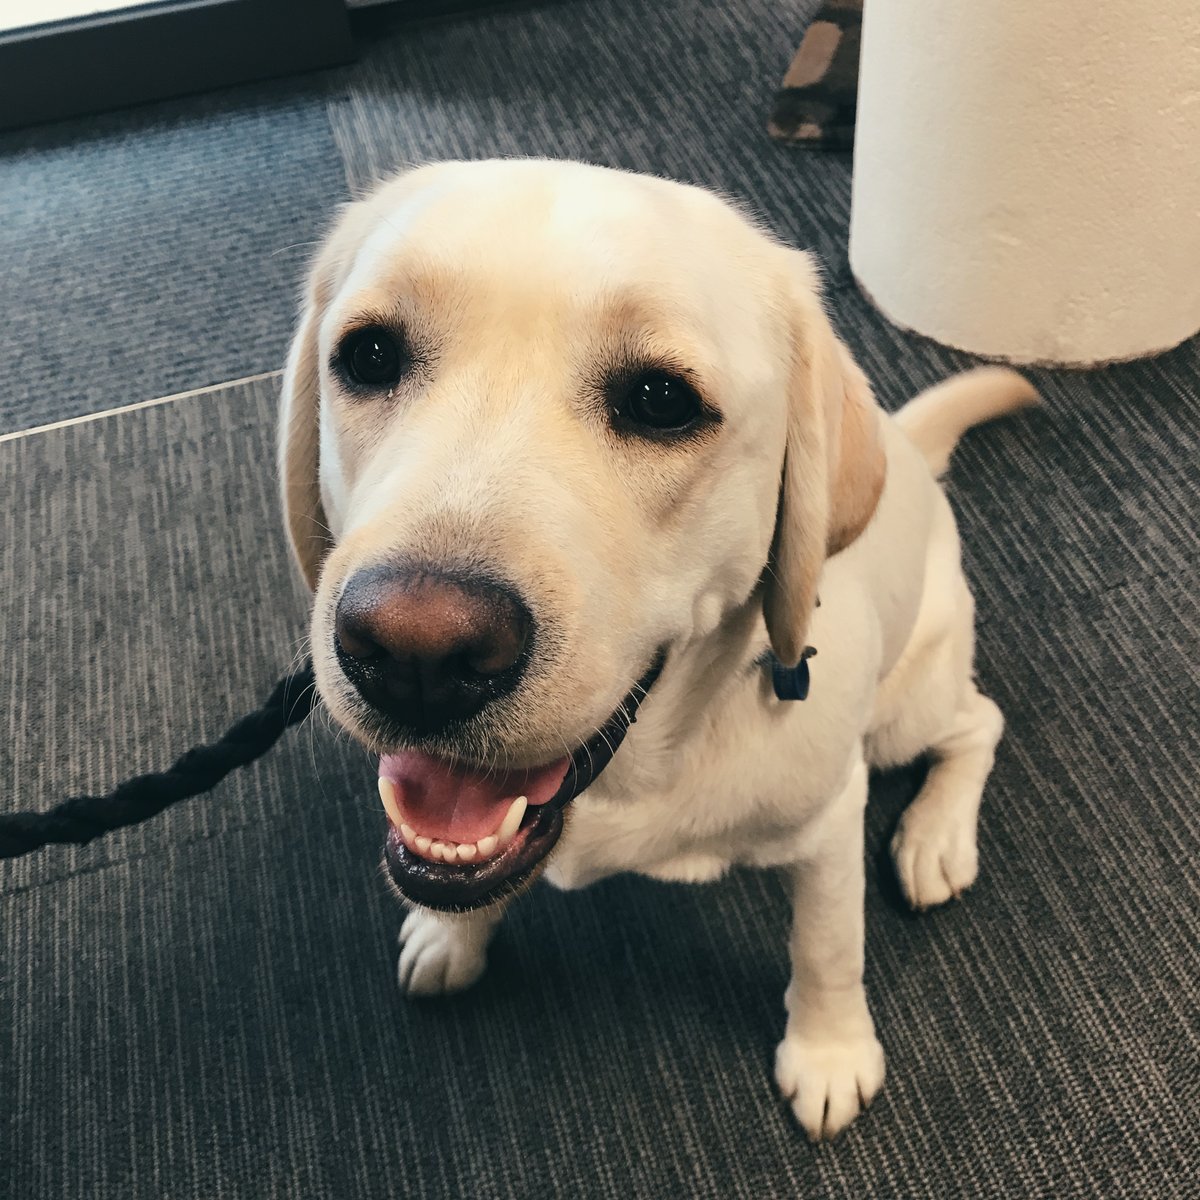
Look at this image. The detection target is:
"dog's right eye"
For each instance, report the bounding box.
[338,327,407,389]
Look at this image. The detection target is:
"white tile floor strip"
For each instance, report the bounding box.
[0,0,157,34]
[0,370,283,445]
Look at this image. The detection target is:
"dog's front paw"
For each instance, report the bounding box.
[890,801,979,911]
[397,908,491,997]
[775,1030,885,1141]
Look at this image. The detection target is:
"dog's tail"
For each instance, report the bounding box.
[894,367,1039,478]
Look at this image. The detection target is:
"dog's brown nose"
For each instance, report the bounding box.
[334,566,531,735]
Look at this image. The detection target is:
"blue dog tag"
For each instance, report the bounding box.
[770,647,817,702]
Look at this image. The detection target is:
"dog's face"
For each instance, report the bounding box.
[281,160,884,910]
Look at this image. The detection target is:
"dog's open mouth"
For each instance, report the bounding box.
[378,652,665,910]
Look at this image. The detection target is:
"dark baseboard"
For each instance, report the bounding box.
[350,0,577,36]
[0,0,355,133]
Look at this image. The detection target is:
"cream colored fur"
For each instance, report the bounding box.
[279,159,1037,1141]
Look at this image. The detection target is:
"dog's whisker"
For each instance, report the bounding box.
[270,240,323,258]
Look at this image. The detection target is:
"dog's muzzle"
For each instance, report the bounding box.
[376,651,666,910]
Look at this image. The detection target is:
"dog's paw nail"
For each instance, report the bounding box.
[891,809,979,911]
[775,1031,885,1141]
[397,910,490,997]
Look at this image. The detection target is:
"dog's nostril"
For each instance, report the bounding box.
[336,616,388,662]
[463,624,527,677]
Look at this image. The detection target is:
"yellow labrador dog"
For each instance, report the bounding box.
[280,159,1035,1140]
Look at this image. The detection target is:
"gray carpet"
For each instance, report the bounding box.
[0,85,346,434]
[328,0,853,268]
[2,0,1198,1197]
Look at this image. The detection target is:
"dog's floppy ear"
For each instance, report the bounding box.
[278,204,373,591]
[762,253,887,666]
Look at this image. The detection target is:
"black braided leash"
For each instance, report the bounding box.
[0,642,818,860]
[0,662,316,860]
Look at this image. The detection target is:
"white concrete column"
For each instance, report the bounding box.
[848,2,1200,366]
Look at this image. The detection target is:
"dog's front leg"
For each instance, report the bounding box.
[774,756,885,1140]
[397,904,506,997]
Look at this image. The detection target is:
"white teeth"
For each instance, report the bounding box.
[405,836,483,864]
[497,796,528,845]
[399,796,531,865]
[378,778,402,827]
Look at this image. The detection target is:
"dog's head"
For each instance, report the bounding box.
[280,160,884,910]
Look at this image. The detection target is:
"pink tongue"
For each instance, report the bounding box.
[379,751,570,844]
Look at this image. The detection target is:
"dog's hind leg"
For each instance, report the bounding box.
[867,497,1005,911]
[889,685,1004,911]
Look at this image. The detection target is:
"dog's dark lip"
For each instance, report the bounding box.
[382,649,667,912]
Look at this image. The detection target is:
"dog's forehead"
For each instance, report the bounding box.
[343,162,776,316]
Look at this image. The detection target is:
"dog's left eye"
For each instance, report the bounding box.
[339,327,407,389]
[616,370,703,432]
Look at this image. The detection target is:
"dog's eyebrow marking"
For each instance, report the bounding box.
[594,288,690,339]
[589,284,724,373]
[328,259,474,342]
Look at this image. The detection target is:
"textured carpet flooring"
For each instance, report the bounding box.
[2,1,1198,1197]
[0,84,345,434]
